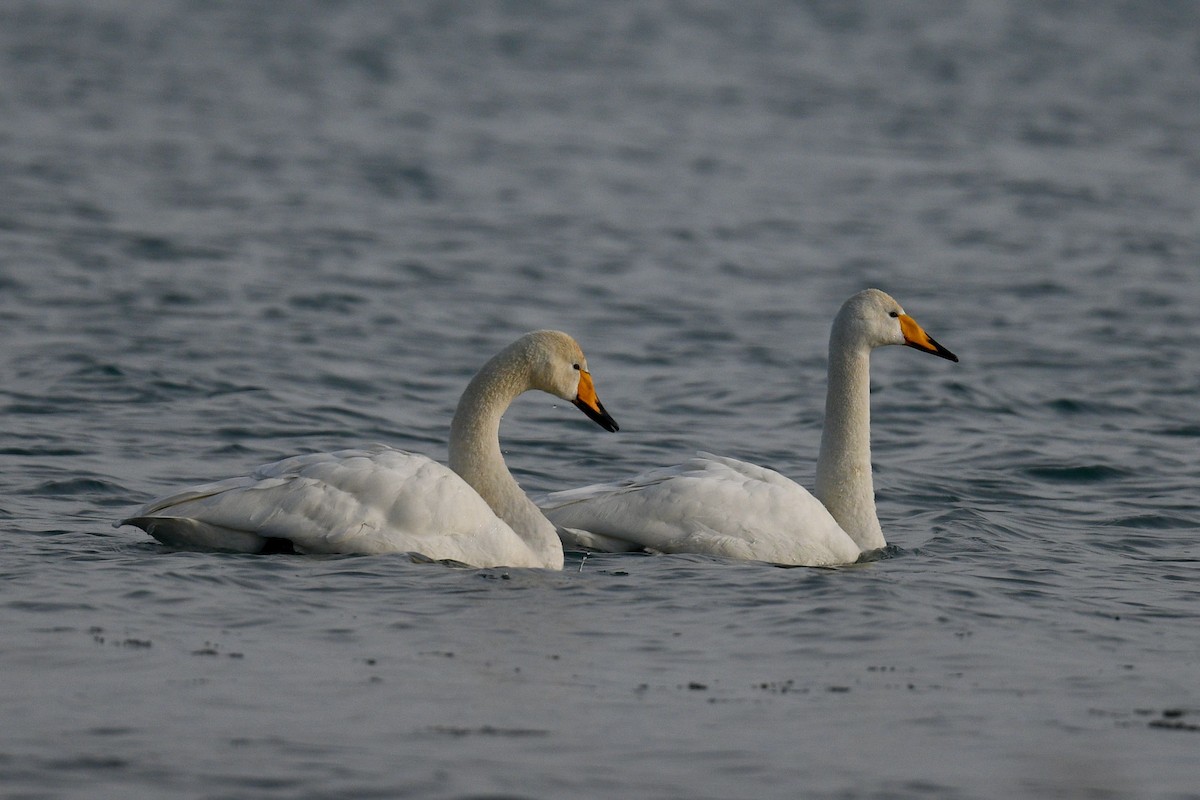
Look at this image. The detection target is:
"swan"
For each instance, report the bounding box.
[538,289,957,566]
[118,330,619,569]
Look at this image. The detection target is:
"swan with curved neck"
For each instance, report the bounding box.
[119,330,618,569]
[539,289,956,566]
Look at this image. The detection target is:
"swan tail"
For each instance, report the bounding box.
[557,525,646,553]
[121,516,271,554]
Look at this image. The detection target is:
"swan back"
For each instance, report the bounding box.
[543,453,862,566]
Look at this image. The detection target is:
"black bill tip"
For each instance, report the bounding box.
[908,335,958,363]
[574,398,619,432]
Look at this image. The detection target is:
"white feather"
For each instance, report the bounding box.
[120,331,618,569]
[541,290,957,566]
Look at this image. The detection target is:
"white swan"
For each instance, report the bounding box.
[538,289,957,566]
[118,330,618,569]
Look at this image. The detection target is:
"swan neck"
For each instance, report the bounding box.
[815,335,886,551]
[448,346,563,566]
[448,365,512,491]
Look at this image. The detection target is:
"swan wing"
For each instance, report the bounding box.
[123,444,543,566]
[540,453,862,566]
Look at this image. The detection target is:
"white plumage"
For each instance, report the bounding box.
[545,452,861,565]
[119,331,619,569]
[540,290,957,566]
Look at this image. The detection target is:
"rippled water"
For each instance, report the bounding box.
[3,1,1200,798]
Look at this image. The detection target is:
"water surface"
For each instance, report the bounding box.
[2,2,1199,798]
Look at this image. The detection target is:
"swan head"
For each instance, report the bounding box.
[836,289,958,362]
[519,330,620,432]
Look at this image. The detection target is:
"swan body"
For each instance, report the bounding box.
[540,289,957,566]
[119,331,618,569]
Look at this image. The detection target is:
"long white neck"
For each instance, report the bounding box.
[448,345,563,568]
[814,329,886,552]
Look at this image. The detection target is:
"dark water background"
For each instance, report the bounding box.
[2,2,1199,798]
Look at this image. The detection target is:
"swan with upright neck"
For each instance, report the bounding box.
[119,330,618,569]
[539,290,956,566]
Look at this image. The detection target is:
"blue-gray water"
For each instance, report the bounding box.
[3,2,1199,798]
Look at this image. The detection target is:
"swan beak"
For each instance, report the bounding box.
[899,314,959,362]
[573,370,619,432]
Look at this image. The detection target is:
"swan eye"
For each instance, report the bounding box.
[573,363,581,371]
[888,311,900,318]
